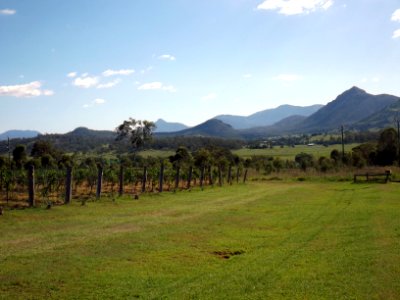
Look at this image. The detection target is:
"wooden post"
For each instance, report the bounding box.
[187,166,193,189]
[159,163,164,192]
[243,169,248,183]
[174,166,180,191]
[141,166,147,193]
[341,125,345,162]
[236,167,240,183]
[218,166,222,186]
[65,166,72,204]
[200,166,205,189]
[385,170,391,183]
[96,166,103,199]
[208,166,214,186]
[119,165,124,196]
[228,165,232,185]
[28,165,35,207]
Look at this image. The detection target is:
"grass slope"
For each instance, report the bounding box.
[0,182,399,299]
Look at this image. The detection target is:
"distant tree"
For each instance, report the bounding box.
[116,119,156,153]
[193,148,211,169]
[273,157,284,173]
[352,143,377,166]
[31,140,59,159]
[295,153,314,171]
[41,154,55,168]
[375,128,398,165]
[0,156,6,170]
[330,149,340,163]
[169,146,193,169]
[12,145,27,169]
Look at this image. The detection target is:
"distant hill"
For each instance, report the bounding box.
[66,127,116,138]
[215,104,323,129]
[0,130,40,141]
[294,87,400,132]
[157,119,242,139]
[240,115,308,139]
[353,100,400,130]
[154,119,189,133]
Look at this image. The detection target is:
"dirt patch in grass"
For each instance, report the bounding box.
[212,250,245,259]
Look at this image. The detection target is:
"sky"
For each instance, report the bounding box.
[1,0,400,133]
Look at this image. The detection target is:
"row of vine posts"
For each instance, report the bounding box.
[1,162,249,208]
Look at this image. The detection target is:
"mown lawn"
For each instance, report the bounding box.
[0,181,399,299]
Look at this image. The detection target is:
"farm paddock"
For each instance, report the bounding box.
[0,181,399,299]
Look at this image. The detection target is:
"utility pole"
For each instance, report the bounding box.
[7,137,11,166]
[396,115,400,165]
[341,125,345,162]
[6,137,11,204]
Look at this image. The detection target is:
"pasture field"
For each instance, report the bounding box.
[233,143,359,160]
[0,180,399,299]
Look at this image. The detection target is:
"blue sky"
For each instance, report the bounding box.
[1,0,400,133]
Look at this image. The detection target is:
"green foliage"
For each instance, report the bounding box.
[31,140,60,159]
[376,127,398,165]
[193,148,211,168]
[169,146,193,168]
[116,119,156,151]
[12,144,27,169]
[295,152,315,171]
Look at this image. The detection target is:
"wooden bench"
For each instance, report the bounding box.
[354,170,392,183]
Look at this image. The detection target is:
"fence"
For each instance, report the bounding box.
[0,163,247,208]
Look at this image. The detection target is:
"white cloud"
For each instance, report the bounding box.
[257,0,334,15]
[393,29,400,39]
[158,54,176,61]
[83,98,106,108]
[0,9,16,15]
[97,79,121,89]
[93,98,106,104]
[137,82,176,92]
[140,66,154,74]
[73,76,99,88]
[67,72,77,78]
[243,74,253,79]
[201,93,217,101]
[391,9,400,22]
[102,69,134,77]
[274,74,302,81]
[0,81,54,98]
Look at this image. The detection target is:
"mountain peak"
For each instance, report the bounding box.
[154,119,188,133]
[344,86,366,95]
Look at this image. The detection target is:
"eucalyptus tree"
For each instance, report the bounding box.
[116,119,156,154]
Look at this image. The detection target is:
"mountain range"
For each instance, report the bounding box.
[214,104,323,129]
[2,86,400,142]
[0,130,41,141]
[157,86,400,139]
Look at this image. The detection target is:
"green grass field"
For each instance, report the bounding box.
[1,181,399,299]
[233,143,359,160]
